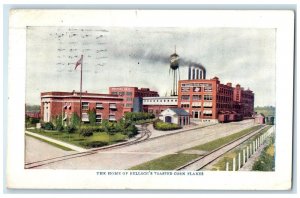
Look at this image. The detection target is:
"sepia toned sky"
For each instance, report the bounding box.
[26,27,276,106]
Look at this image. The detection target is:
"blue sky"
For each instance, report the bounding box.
[26,27,276,106]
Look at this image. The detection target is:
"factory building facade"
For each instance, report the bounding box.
[178,77,254,123]
[109,86,159,113]
[41,91,124,123]
[142,96,178,117]
[233,84,255,118]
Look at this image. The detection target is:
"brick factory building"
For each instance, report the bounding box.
[109,86,159,113]
[233,84,255,118]
[143,96,178,117]
[41,91,124,123]
[178,77,254,123]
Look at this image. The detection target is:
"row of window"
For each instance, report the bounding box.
[148,109,165,114]
[82,113,116,123]
[181,86,213,92]
[111,91,133,96]
[181,95,213,101]
[82,102,117,110]
[144,99,178,103]
[181,104,213,108]
[217,103,242,109]
[241,94,254,99]
[219,87,233,95]
[217,95,232,102]
[192,111,213,118]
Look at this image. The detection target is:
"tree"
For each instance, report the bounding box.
[70,112,80,127]
[101,119,116,143]
[53,115,64,131]
[115,118,127,133]
[124,124,138,138]
[88,108,96,125]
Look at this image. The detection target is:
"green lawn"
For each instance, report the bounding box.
[185,125,264,152]
[26,128,128,149]
[129,154,200,170]
[26,133,73,151]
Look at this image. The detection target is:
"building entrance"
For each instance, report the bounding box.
[165,116,172,123]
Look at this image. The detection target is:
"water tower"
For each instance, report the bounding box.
[169,46,180,96]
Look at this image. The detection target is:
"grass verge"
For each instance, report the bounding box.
[185,125,264,152]
[26,133,73,151]
[129,154,199,170]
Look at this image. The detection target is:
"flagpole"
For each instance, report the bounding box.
[79,55,83,126]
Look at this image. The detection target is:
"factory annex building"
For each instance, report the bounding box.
[41,87,159,123]
[41,91,124,123]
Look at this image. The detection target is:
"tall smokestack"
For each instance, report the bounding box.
[188,66,191,80]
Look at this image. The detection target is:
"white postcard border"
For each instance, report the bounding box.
[7,10,294,190]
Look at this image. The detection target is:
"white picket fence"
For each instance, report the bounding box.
[225,126,274,171]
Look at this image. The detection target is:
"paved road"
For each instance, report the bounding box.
[26,119,256,170]
[25,135,76,164]
[26,131,87,152]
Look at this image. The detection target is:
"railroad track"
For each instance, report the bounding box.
[25,124,152,169]
[176,125,270,171]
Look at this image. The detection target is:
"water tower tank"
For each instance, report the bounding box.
[170,53,179,70]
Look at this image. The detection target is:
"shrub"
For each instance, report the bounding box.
[79,126,94,137]
[86,141,108,148]
[124,112,155,122]
[153,120,181,131]
[124,124,139,138]
[96,125,105,132]
[134,119,155,125]
[78,125,106,136]
[65,125,77,133]
[56,124,64,132]
[42,122,55,130]
[80,131,93,137]
[101,120,116,133]
[78,141,107,148]
[252,144,275,171]
[84,125,105,132]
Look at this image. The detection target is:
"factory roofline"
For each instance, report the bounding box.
[179,77,253,92]
[168,108,190,116]
[41,91,122,99]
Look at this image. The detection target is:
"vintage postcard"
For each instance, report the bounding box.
[7,10,294,190]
